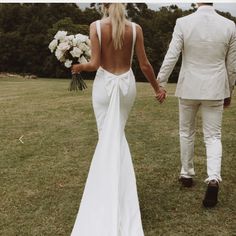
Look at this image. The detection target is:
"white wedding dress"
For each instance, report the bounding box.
[71,20,144,236]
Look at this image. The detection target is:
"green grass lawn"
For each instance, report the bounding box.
[0,77,235,236]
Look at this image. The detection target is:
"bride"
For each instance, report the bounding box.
[70,3,166,236]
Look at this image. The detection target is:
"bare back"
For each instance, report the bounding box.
[72,17,161,97]
[98,18,134,75]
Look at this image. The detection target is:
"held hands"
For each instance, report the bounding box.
[155,87,167,104]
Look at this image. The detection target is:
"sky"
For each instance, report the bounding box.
[78,3,236,17]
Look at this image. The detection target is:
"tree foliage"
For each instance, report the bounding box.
[0,3,235,81]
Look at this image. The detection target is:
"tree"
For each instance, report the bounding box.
[0,3,235,80]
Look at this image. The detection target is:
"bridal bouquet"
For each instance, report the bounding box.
[48,31,91,91]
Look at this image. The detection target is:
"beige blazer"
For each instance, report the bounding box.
[157,5,236,100]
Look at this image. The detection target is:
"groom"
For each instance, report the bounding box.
[157,3,236,207]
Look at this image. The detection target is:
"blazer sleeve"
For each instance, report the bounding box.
[157,18,184,87]
[226,23,236,95]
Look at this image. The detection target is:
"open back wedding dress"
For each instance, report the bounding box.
[71,20,144,236]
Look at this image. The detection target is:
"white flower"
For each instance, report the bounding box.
[72,38,83,47]
[54,31,67,41]
[68,35,74,40]
[86,38,91,47]
[55,48,65,61]
[59,36,69,44]
[78,56,88,64]
[72,38,78,47]
[64,59,73,68]
[75,33,88,42]
[85,49,91,57]
[79,42,88,51]
[48,39,58,53]
[60,37,68,43]
[76,41,82,48]
[58,42,71,52]
[70,47,82,58]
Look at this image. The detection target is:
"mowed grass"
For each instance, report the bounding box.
[0,77,235,236]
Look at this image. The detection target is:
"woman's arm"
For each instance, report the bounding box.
[135,24,166,102]
[71,22,101,73]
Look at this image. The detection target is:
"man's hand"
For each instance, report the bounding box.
[155,87,167,103]
[224,97,231,108]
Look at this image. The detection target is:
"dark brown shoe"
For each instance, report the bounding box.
[202,180,219,208]
[179,177,193,188]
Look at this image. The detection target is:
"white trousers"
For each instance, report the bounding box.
[179,98,224,183]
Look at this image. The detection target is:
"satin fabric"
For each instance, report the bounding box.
[71,21,144,236]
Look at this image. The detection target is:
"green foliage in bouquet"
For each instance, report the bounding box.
[69,73,87,91]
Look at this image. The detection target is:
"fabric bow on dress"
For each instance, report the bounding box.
[101,68,131,97]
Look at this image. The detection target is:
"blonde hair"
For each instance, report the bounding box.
[102,3,126,50]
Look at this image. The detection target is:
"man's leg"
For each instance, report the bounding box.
[179,98,200,179]
[201,100,224,183]
[201,100,223,207]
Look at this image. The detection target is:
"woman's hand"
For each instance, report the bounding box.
[71,64,81,74]
[155,87,167,103]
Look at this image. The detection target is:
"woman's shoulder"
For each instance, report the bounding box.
[90,20,99,27]
[132,22,142,35]
[129,21,141,29]
[125,21,142,33]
